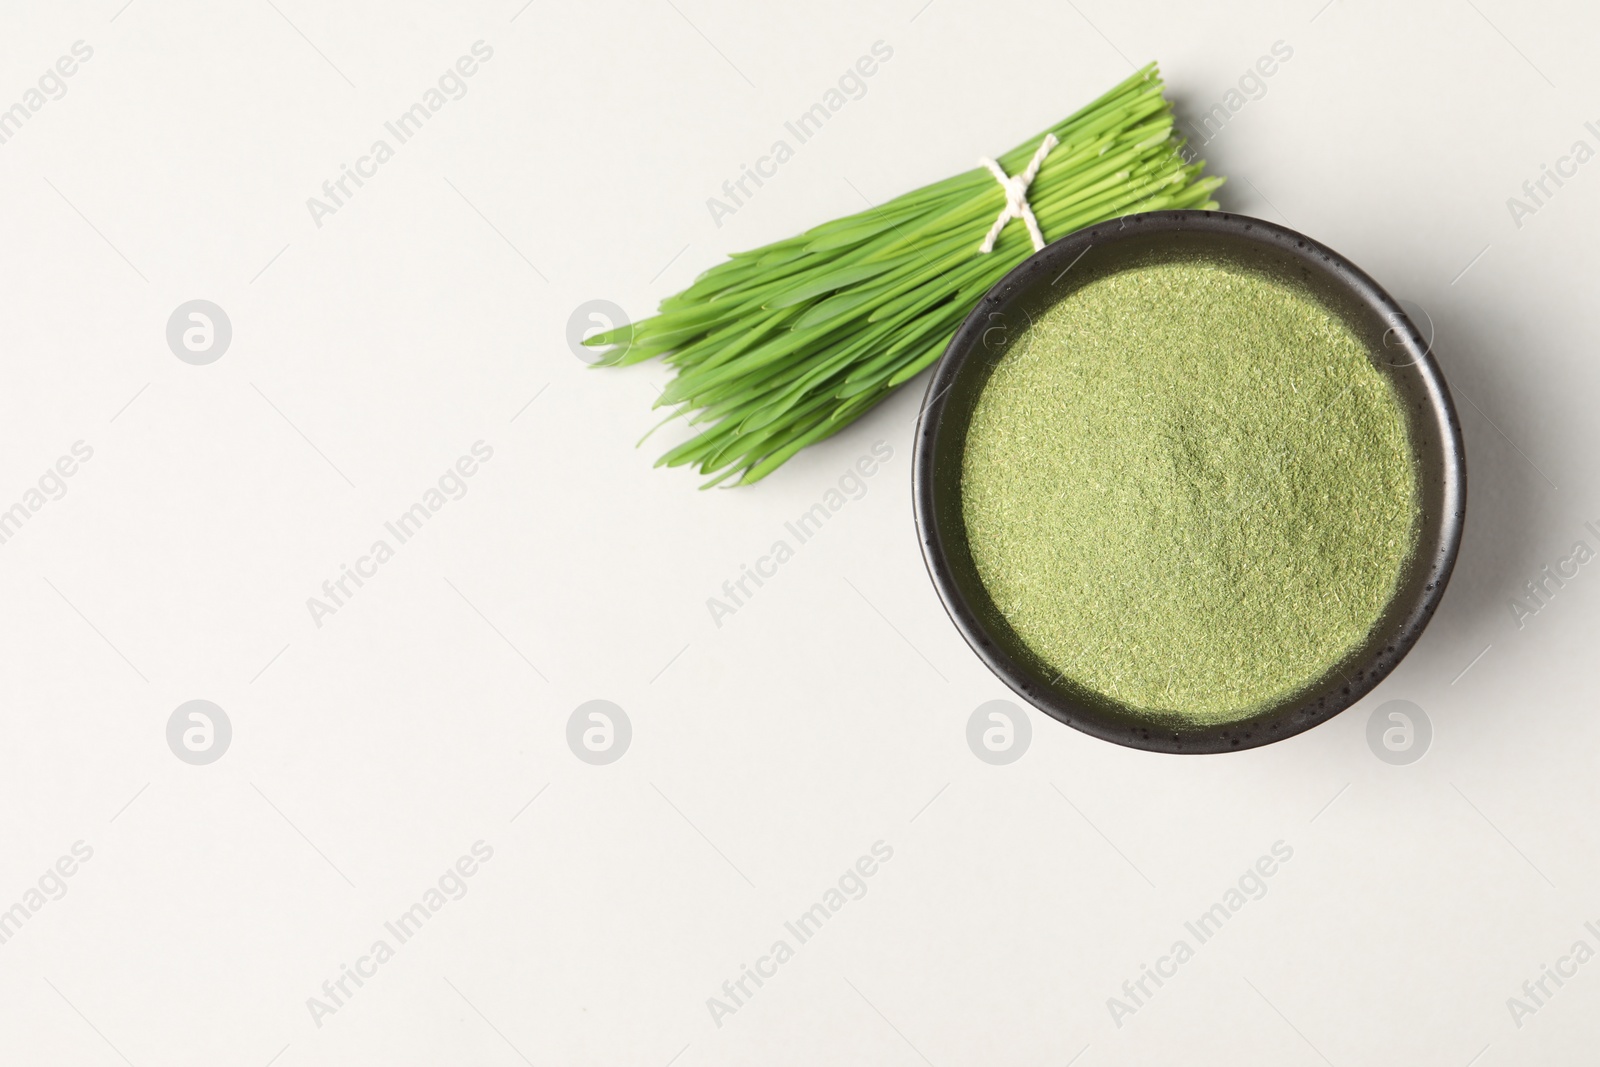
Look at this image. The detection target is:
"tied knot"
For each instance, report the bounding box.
[977,133,1058,254]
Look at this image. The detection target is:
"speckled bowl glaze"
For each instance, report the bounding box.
[913,210,1466,753]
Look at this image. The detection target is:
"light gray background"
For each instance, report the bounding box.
[0,0,1594,1063]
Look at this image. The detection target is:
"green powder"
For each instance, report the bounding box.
[960,258,1419,723]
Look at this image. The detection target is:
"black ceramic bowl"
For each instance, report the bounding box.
[913,210,1466,753]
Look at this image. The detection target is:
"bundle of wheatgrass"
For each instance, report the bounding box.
[587,63,1222,487]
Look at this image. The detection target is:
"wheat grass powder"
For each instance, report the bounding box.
[960,258,1419,723]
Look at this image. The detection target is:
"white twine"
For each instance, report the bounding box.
[977,133,1058,254]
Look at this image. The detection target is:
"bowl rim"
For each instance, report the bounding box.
[912,209,1467,754]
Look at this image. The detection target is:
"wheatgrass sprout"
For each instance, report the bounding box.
[587,63,1222,487]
